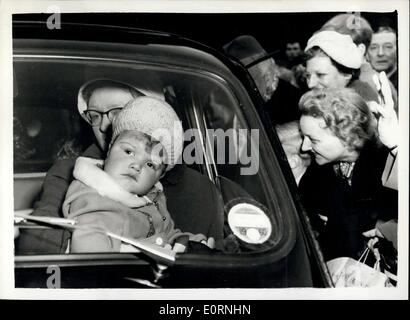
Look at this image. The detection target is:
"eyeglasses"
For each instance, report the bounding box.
[83,108,122,126]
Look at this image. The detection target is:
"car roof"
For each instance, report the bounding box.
[13,21,236,77]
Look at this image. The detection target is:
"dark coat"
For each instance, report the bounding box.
[299,140,398,261]
[263,79,303,125]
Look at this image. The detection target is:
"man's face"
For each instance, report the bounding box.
[87,87,134,150]
[104,131,165,195]
[285,42,302,60]
[305,56,351,90]
[367,32,397,73]
[299,115,351,165]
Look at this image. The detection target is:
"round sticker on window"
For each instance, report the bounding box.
[227,203,272,244]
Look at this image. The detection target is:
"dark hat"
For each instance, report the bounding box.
[223,35,267,65]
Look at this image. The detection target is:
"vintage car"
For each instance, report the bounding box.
[13,18,332,288]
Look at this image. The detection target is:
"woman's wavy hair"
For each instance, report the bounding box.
[304,47,360,83]
[299,88,375,151]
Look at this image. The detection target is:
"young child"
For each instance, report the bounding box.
[62,96,208,253]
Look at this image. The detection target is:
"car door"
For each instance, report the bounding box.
[13,21,331,288]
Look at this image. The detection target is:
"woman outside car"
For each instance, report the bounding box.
[297,85,398,261]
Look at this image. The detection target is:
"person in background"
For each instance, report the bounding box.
[320,13,398,107]
[367,26,398,90]
[223,35,302,124]
[303,30,379,104]
[275,40,305,88]
[298,88,397,261]
[284,41,304,68]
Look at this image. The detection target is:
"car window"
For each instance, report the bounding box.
[14,50,292,257]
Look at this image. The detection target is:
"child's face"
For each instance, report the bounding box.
[104,131,165,195]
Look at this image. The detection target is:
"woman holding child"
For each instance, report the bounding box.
[64,97,207,252]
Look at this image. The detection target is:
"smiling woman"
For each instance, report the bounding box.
[303,30,379,104]
[299,88,374,165]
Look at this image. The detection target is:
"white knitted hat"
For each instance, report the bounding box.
[305,30,362,69]
[112,96,184,171]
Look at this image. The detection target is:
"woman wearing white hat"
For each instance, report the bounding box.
[304,30,379,103]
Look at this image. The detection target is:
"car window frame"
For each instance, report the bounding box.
[13,37,307,282]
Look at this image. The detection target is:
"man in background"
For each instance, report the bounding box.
[367,26,398,89]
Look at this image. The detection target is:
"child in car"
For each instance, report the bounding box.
[62,96,211,253]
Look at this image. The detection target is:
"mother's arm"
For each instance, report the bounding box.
[15,143,103,254]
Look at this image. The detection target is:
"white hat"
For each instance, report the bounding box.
[77,78,145,118]
[305,30,362,69]
[112,96,184,172]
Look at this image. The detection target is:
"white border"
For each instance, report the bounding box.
[0,0,408,300]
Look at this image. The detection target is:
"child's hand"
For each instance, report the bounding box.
[201,237,215,249]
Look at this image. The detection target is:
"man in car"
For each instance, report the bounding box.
[16,79,224,254]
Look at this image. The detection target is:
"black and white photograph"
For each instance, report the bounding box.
[0,0,408,301]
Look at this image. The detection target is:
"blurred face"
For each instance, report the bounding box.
[88,87,134,150]
[282,142,312,182]
[104,131,165,195]
[367,32,397,73]
[306,56,351,89]
[285,42,302,60]
[300,115,356,165]
[248,59,278,101]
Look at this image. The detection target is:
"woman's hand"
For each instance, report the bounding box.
[362,228,383,261]
[369,71,399,150]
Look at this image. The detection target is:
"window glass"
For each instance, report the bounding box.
[14,56,284,255]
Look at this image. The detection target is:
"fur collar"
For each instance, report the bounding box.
[73,156,162,208]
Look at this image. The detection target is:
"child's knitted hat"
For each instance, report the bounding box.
[112,96,184,171]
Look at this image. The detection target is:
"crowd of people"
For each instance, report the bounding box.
[222,13,398,270]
